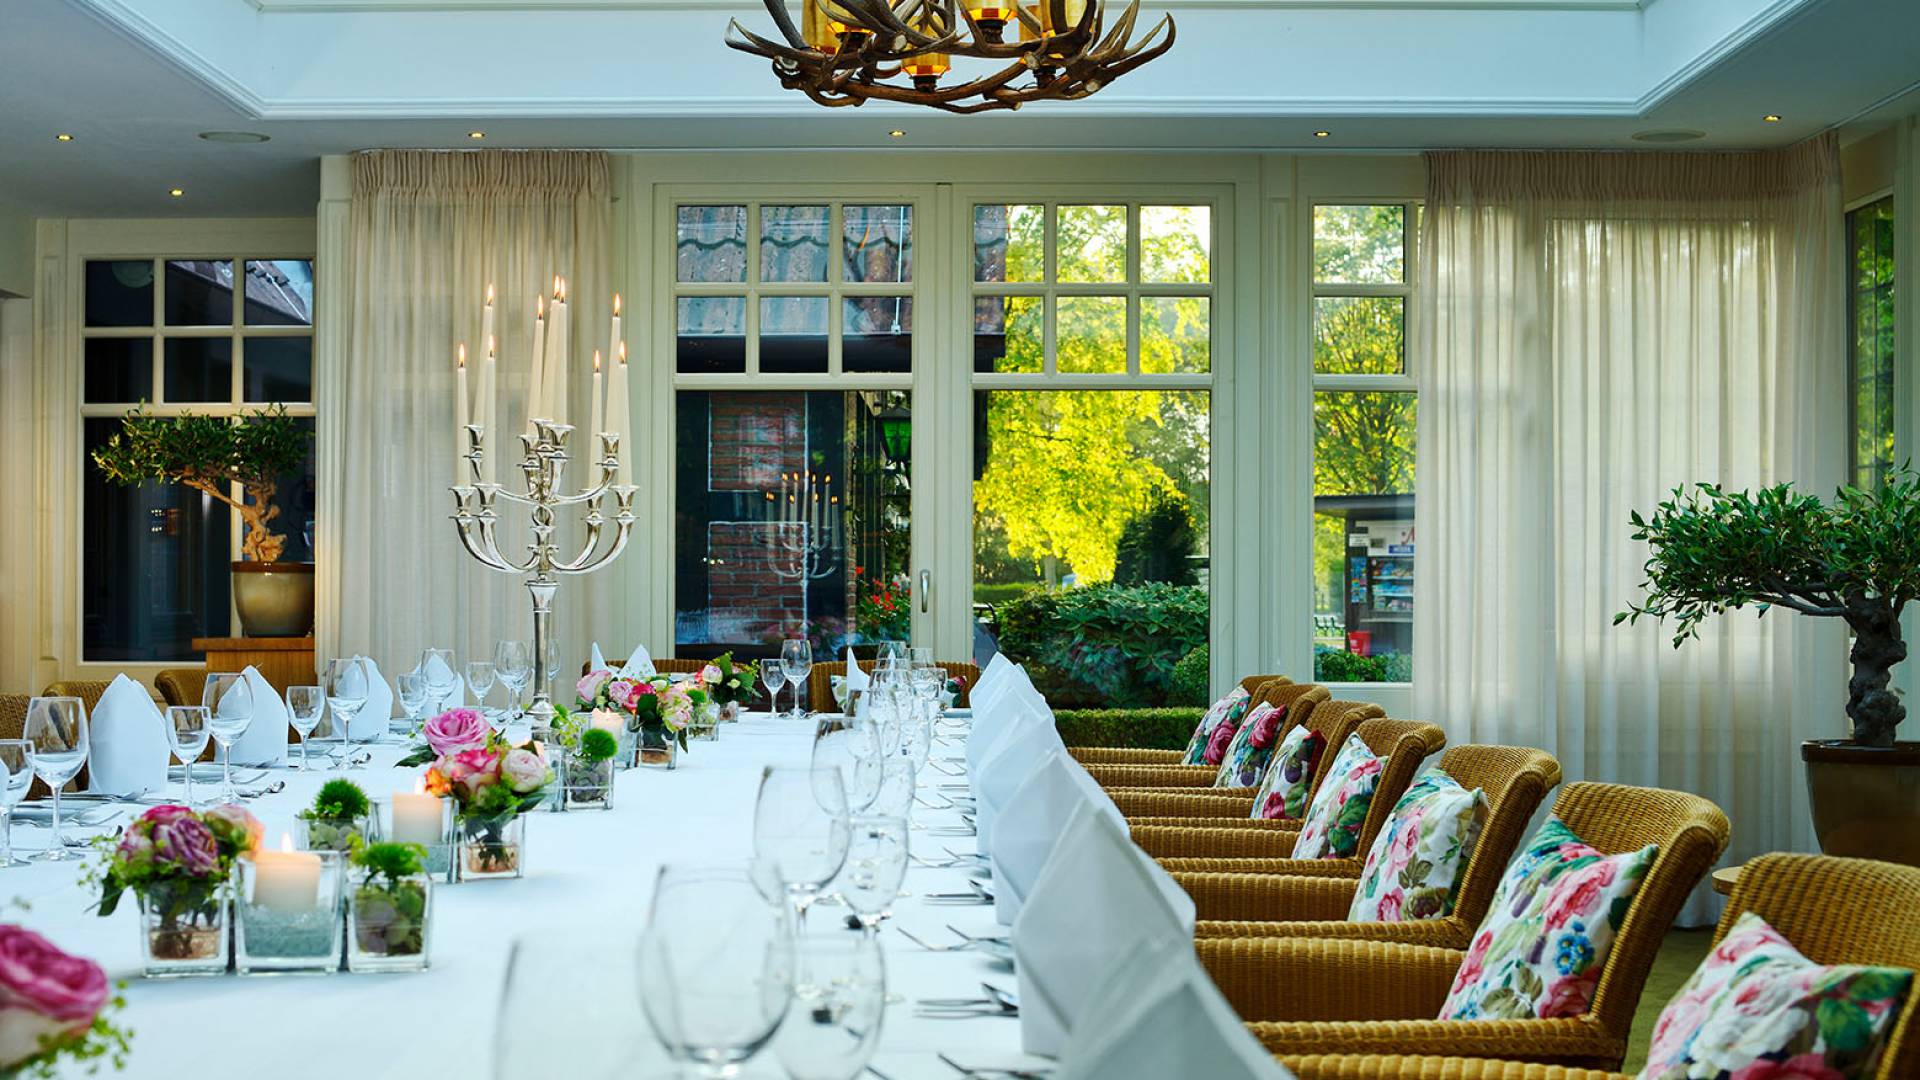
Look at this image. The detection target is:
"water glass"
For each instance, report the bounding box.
[324,659,370,749]
[494,930,650,1080]
[284,686,325,769]
[781,639,814,719]
[753,766,850,931]
[420,648,459,712]
[23,698,88,860]
[874,641,907,666]
[165,706,211,807]
[0,741,32,868]
[762,663,788,715]
[869,755,917,819]
[465,661,498,728]
[906,646,934,669]
[771,933,885,1080]
[637,865,793,1077]
[811,718,879,815]
[203,673,254,804]
[493,640,532,721]
[836,816,908,930]
[396,672,429,733]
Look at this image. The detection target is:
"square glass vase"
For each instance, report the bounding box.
[294,813,376,853]
[137,880,231,978]
[346,870,433,973]
[638,728,678,770]
[372,797,456,883]
[560,755,616,811]
[235,850,345,975]
[717,700,743,724]
[687,705,720,743]
[457,813,526,880]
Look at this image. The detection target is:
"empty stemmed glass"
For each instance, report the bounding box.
[165,706,211,807]
[771,932,885,1080]
[324,659,370,753]
[396,672,429,735]
[24,697,89,860]
[0,741,32,868]
[203,674,253,804]
[753,766,850,933]
[638,864,794,1078]
[465,661,499,729]
[284,686,325,769]
[493,641,532,723]
[836,816,908,932]
[812,718,881,816]
[419,648,459,713]
[781,639,814,719]
[762,662,788,717]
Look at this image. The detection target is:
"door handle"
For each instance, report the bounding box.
[920,569,931,613]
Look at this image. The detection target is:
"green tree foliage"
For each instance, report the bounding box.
[1114,493,1198,587]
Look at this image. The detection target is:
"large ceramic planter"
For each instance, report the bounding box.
[1801,740,1920,865]
[231,561,315,637]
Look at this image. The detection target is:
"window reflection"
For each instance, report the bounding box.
[165,260,235,326]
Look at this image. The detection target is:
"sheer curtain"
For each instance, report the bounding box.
[322,150,614,679]
[1411,137,1848,922]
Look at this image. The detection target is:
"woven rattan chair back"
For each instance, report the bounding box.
[1238,674,1289,697]
[0,696,24,742]
[1425,744,1563,933]
[580,657,709,677]
[154,668,207,709]
[41,680,112,717]
[1344,718,1448,865]
[1294,698,1384,793]
[806,660,981,712]
[1551,781,1730,1047]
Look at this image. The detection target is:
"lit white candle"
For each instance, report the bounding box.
[608,293,622,381]
[589,349,605,444]
[481,334,498,485]
[609,341,631,487]
[455,344,470,483]
[253,834,322,913]
[589,708,625,736]
[391,782,445,846]
[529,296,548,424]
[546,276,570,430]
[480,283,496,379]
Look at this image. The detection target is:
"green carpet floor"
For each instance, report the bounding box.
[1622,927,1714,1072]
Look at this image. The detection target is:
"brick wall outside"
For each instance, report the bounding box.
[699,393,811,640]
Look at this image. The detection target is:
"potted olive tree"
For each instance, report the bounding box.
[92,405,314,637]
[1619,474,1920,865]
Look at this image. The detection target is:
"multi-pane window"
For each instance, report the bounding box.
[674,203,915,376]
[81,257,316,661]
[970,202,1213,707]
[1312,205,1415,683]
[1849,197,1895,492]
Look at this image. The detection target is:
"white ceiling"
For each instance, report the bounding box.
[0,0,1915,216]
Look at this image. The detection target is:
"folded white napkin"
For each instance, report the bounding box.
[351,656,393,740]
[972,702,1064,856]
[974,650,1013,700]
[966,667,1041,774]
[991,752,1123,925]
[589,641,655,678]
[1054,937,1294,1080]
[84,674,170,797]
[843,647,869,693]
[969,658,1026,721]
[226,666,288,767]
[1013,802,1197,1058]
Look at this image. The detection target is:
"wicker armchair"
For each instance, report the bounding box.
[1083,683,1331,791]
[1281,851,1920,1080]
[0,695,24,741]
[1105,699,1384,818]
[1129,717,1447,865]
[1177,745,1563,949]
[579,658,708,677]
[805,659,981,712]
[1193,781,1729,1070]
[41,681,112,716]
[1068,674,1289,767]
[154,668,207,708]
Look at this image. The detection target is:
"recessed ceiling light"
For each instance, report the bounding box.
[1313,130,1331,138]
[1763,114,1782,122]
[888,129,905,138]
[198,130,270,144]
[55,133,74,142]
[469,131,486,140]
[1632,128,1706,143]
[168,188,185,198]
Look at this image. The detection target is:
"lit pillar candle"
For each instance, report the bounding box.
[529,296,548,424]
[455,344,470,483]
[546,276,570,430]
[253,834,322,912]
[589,350,605,445]
[609,342,631,487]
[481,335,498,485]
[391,781,445,846]
[608,293,622,385]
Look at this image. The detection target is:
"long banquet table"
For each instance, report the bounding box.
[14,712,1052,1079]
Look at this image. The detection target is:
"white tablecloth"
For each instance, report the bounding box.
[15,714,1047,1079]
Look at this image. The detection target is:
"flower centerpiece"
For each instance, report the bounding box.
[702,652,760,723]
[345,841,433,973]
[549,705,620,810]
[0,925,128,1077]
[576,669,708,769]
[294,779,373,852]
[90,804,262,976]
[422,732,552,879]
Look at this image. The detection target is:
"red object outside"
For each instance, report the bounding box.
[1346,631,1372,657]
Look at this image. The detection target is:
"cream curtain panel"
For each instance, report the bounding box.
[1411,136,1848,922]
[321,150,614,676]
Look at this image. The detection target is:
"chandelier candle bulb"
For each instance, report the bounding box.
[391,784,444,846]
[253,836,322,913]
[965,0,1017,42]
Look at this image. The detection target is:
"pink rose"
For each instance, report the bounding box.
[629,681,658,698]
[1449,933,1492,996]
[1539,970,1598,1018]
[448,748,501,798]
[501,747,550,794]
[1202,718,1240,766]
[113,831,153,864]
[606,680,636,710]
[0,926,108,1026]
[152,817,219,876]
[424,707,492,757]
[1375,890,1404,922]
[576,670,613,704]
[1545,861,1617,931]
[137,804,195,828]
[202,803,264,852]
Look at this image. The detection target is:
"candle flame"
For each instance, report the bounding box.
[618,341,627,364]
[613,293,622,316]
[552,274,562,298]
[593,350,602,373]
[413,778,426,796]
[537,296,546,319]
[485,283,495,306]
[488,334,497,358]
[456,343,467,368]
[280,833,294,854]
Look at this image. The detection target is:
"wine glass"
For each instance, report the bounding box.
[835,816,908,932]
[0,741,33,868]
[869,755,917,819]
[465,661,499,729]
[494,930,648,1080]
[781,640,814,720]
[23,698,88,860]
[811,718,880,815]
[165,706,211,807]
[396,672,429,735]
[762,663,788,716]
[637,865,794,1077]
[202,674,253,804]
[907,646,934,669]
[324,659,370,751]
[284,686,325,769]
[874,641,907,667]
[753,766,850,932]
[771,932,885,1080]
[493,641,532,722]
[419,648,459,712]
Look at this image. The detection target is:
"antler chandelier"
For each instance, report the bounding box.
[725,0,1174,114]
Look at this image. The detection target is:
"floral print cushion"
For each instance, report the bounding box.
[1438,816,1657,1021]
[1346,769,1487,922]
[1289,734,1382,859]
[1210,702,1287,788]
[1180,687,1251,765]
[1639,911,1911,1080]
[1250,723,1325,821]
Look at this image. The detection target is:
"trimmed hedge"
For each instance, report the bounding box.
[973,583,1040,608]
[1313,648,1412,683]
[995,582,1209,708]
[1168,645,1210,707]
[1054,707,1202,750]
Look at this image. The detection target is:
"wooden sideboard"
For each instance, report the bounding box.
[192,636,316,695]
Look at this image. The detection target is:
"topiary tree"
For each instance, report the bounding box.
[91,405,311,562]
[1617,473,1920,747]
[1113,493,1198,587]
[1168,644,1210,706]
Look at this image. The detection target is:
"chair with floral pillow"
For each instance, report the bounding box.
[1193,782,1729,1071]
[1105,700,1383,820]
[1069,674,1290,767]
[1128,718,1446,865]
[1082,682,1328,790]
[1175,745,1562,950]
[1278,851,1920,1080]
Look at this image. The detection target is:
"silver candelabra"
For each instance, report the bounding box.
[766,470,840,582]
[451,421,636,731]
